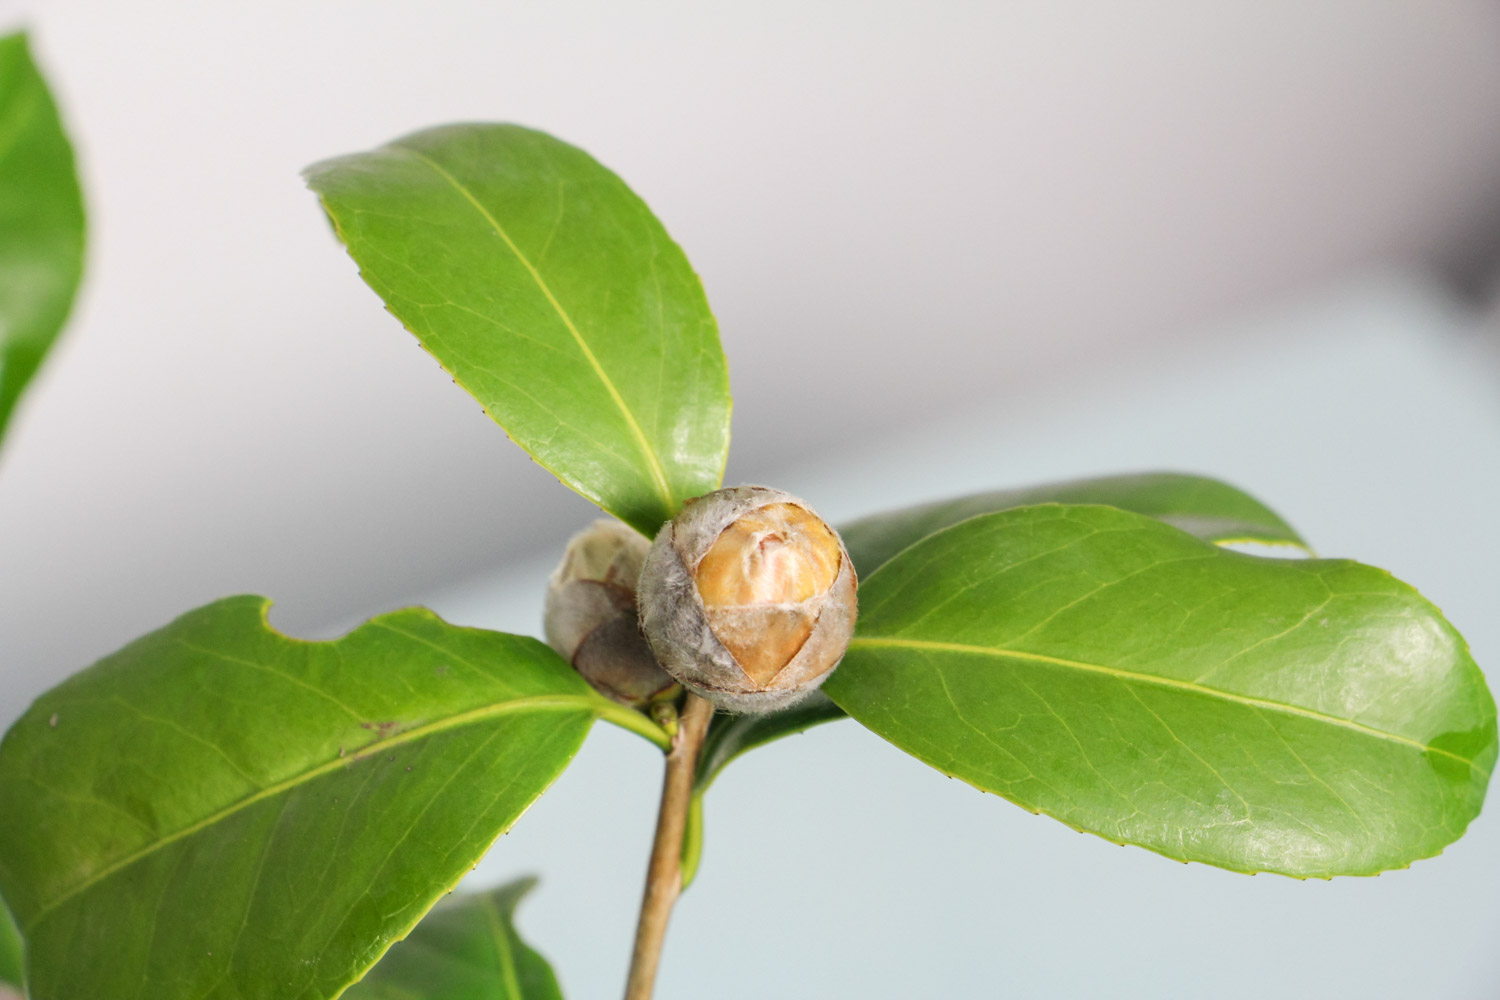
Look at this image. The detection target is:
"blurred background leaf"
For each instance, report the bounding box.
[345,878,563,1000]
[0,899,20,993]
[839,471,1309,575]
[0,31,84,457]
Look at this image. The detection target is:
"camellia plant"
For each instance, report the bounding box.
[0,35,1496,1000]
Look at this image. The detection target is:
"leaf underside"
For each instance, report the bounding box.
[838,471,1310,577]
[344,878,563,1000]
[0,597,606,1000]
[681,692,846,888]
[695,692,845,794]
[305,123,731,537]
[825,504,1496,877]
[0,32,86,452]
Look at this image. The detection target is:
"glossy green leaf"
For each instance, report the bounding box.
[0,32,85,453]
[682,472,1310,803]
[825,504,1496,877]
[305,124,731,537]
[345,878,562,1000]
[0,596,665,1000]
[0,898,20,992]
[838,472,1309,576]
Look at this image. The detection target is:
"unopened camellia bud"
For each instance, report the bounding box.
[638,485,857,713]
[544,520,677,707]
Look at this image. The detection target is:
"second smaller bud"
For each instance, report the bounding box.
[544,520,678,708]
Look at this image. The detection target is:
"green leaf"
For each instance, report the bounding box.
[0,898,20,992]
[345,878,562,1000]
[0,596,663,1000]
[0,32,86,454]
[304,124,731,537]
[825,504,1496,877]
[684,473,1310,801]
[838,472,1309,577]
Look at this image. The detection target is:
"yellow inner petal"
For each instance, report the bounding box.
[695,503,841,608]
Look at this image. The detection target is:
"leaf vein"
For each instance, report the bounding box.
[388,142,675,512]
[848,637,1486,774]
[22,696,603,931]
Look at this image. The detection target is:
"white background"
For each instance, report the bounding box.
[2,3,1499,997]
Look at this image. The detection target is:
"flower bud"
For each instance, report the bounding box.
[638,485,857,713]
[544,520,677,707]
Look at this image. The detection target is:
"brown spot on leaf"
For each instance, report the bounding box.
[360,720,399,737]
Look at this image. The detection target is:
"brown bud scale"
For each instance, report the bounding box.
[544,520,677,707]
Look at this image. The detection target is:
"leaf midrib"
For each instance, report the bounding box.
[23,694,603,931]
[390,141,675,513]
[847,637,1487,774]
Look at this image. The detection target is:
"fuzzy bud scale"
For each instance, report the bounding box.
[639,486,857,713]
[544,520,676,707]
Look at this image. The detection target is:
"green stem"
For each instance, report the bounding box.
[679,795,705,890]
[597,701,674,752]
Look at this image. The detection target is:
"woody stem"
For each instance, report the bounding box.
[622,693,715,1000]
